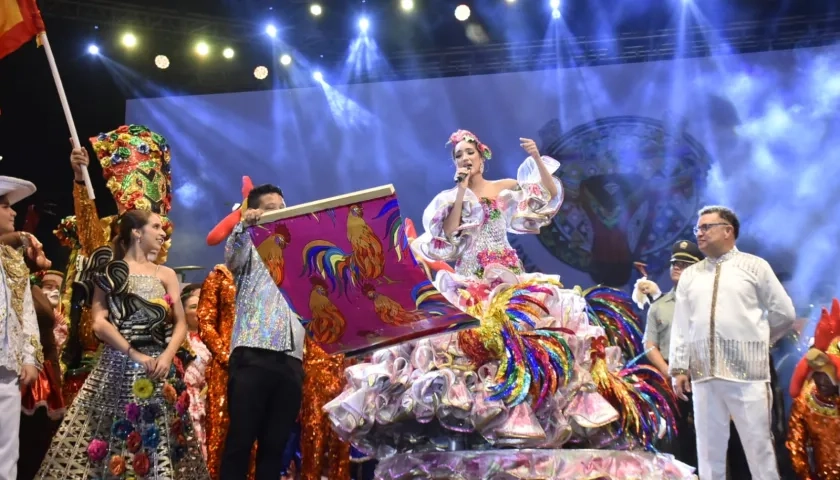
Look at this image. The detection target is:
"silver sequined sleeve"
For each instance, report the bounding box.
[224,222,252,275]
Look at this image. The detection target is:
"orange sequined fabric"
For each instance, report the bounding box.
[787,380,840,480]
[196,265,258,480]
[300,338,350,480]
[21,286,65,418]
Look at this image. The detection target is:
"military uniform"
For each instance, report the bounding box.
[642,240,703,469]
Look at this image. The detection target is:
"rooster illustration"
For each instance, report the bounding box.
[256,223,291,286]
[361,278,453,326]
[302,202,397,295]
[306,276,346,344]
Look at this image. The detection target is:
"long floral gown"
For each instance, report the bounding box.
[36,246,210,479]
[323,156,692,479]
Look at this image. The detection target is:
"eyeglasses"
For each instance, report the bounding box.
[693,223,730,236]
[670,261,692,270]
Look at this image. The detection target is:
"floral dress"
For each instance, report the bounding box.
[322,156,691,479]
[184,332,211,460]
[36,246,210,479]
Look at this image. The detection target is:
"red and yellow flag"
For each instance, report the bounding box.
[0,0,45,60]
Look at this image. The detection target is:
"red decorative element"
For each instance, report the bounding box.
[790,298,840,398]
[206,176,254,246]
[0,0,45,60]
[590,336,607,360]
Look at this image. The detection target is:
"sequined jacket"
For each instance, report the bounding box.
[197,265,236,365]
[669,248,796,383]
[225,223,304,360]
[0,245,43,374]
[786,380,840,480]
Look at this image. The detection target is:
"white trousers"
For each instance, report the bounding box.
[692,378,778,480]
[0,368,20,480]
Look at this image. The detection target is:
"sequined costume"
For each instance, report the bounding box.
[786,299,840,480]
[324,131,681,474]
[196,264,251,479]
[55,125,174,405]
[300,339,350,480]
[37,246,210,479]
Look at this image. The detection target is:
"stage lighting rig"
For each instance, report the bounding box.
[155,55,170,69]
[280,54,292,66]
[400,0,414,11]
[358,17,370,33]
[223,47,235,59]
[195,41,210,56]
[87,44,99,55]
[265,24,278,38]
[121,32,137,48]
[454,5,470,22]
[254,66,269,79]
[313,71,323,81]
[310,4,322,16]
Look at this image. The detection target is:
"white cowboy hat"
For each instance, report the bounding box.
[0,176,36,205]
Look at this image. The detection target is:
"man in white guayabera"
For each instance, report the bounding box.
[669,205,795,480]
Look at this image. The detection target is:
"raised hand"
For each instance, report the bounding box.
[70,142,90,182]
[519,137,540,160]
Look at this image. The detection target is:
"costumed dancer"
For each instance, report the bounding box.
[632,240,703,469]
[786,298,840,480]
[669,205,796,480]
[58,127,175,404]
[181,283,212,460]
[0,177,44,480]
[324,130,685,477]
[37,210,210,479]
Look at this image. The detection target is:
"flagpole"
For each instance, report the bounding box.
[37,32,95,199]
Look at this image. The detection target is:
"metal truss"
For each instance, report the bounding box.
[38,0,840,95]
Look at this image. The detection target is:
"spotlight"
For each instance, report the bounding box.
[155,55,170,69]
[551,8,560,18]
[280,54,292,66]
[313,71,323,82]
[254,66,269,80]
[87,44,100,55]
[223,47,235,59]
[310,4,322,16]
[400,0,414,11]
[358,17,370,33]
[265,24,278,38]
[195,41,210,56]
[121,33,137,48]
[454,5,470,21]
[506,0,516,3]
[549,0,560,8]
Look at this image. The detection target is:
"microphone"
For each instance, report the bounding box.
[454,162,473,184]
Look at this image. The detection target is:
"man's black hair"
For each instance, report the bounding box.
[246,184,284,210]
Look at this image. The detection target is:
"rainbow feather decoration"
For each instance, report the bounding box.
[473,281,574,409]
[582,286,644,359]
[373,199,413,264]
[588,336,678,450]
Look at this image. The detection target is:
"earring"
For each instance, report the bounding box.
[479,163,485,174]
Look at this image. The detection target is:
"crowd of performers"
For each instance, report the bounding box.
[0,124,836,480]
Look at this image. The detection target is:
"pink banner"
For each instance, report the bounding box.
[248,192,477,356]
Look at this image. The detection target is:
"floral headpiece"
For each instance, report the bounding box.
[790,298,840,398]
[89,125,172,216]
[447,129,492,161]
[30,269,64,287]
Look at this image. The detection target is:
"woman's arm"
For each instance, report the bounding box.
[90,285,155,369]
[152,267,188,379]
[442,187,467,238]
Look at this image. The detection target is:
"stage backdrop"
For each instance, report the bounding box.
[126,45,840,297]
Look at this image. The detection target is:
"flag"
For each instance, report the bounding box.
[0,0,45,60]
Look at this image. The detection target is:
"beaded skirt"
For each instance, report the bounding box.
[36,345,211,479]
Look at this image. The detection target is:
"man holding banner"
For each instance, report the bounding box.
[220,184,305,480]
